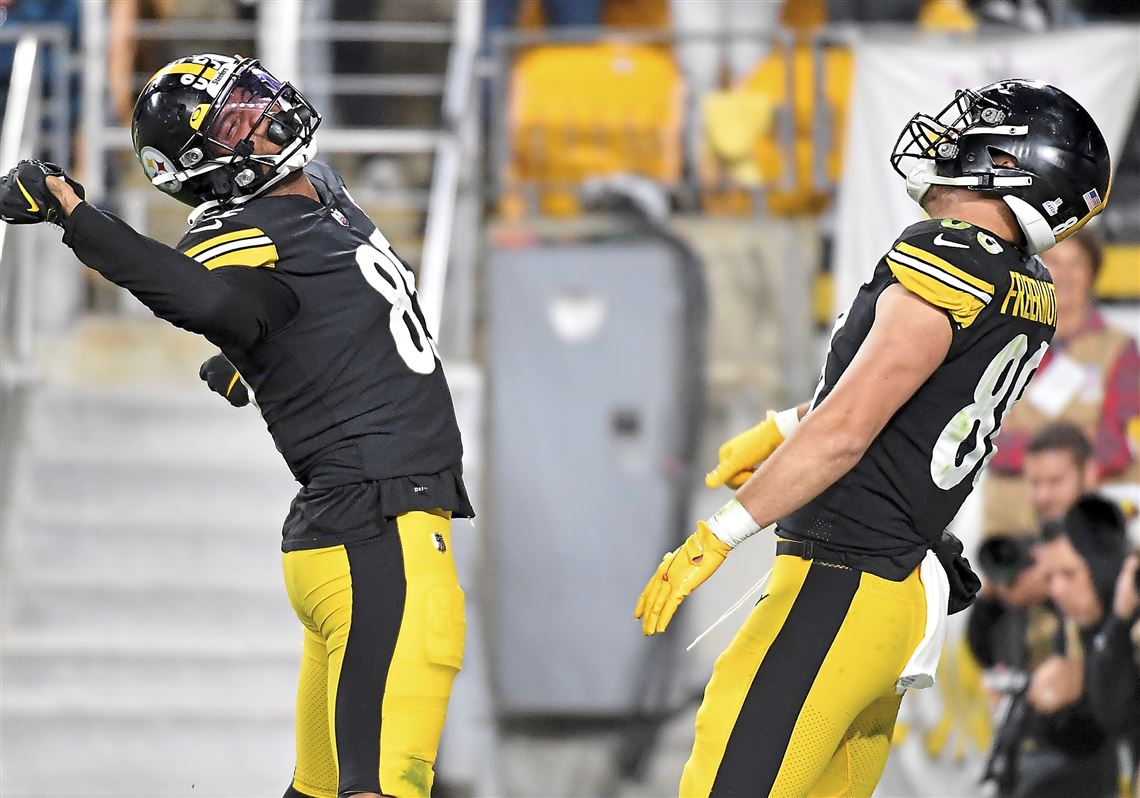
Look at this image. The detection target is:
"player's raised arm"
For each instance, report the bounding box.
[1,159,297,351]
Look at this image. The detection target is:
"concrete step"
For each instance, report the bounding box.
[1,646,297,719]
[0,574,297,637]
[0,713,294,797]
[24,455,298,516]
[25,386,280,464]
[3,515,280,579]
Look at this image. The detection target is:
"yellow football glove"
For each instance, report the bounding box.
[635,521,731,636]
[705,410,786,489]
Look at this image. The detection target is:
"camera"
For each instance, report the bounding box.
[978,534,1037,586]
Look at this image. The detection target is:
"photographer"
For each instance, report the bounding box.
[1088,543,1140,795]
[967,532,1056,674]
[1033,496,1134,798]
[972,424,1120,797]
[969,422,1098,690]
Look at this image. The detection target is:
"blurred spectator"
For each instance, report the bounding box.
[1025,422,1100,523]
[985,228,1140,535]
[0,0,80,163]
[106,0,174,125]
[971,425,1125,798]
[1089,547,1140,796]
[826,0,924,22]
[1039,496,1138,795]
[485,0,603,48]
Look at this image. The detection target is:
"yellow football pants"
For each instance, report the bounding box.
[680,550,927,797]
[281,510,465,798]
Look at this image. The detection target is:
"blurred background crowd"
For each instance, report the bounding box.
[0,1,1138,796]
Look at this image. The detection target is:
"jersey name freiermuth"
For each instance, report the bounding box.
[176,161,471,548]
[779,218,1055,580]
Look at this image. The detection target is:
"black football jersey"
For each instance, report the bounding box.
[175,161,472,549]
[779,218,1056,580]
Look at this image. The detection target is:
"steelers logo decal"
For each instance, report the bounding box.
[139,146,182,192]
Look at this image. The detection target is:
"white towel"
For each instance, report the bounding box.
[895,549,950,694]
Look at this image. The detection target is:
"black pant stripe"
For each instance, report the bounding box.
[336,524,406,796]
[710,562,861,797]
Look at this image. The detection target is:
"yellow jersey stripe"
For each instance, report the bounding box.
[203,244,279,271]
[886,257,987,328]
[894,241,995,295]
[184,228,266,258]
[888,249,992,302]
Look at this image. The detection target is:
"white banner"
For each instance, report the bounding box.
[834,25,1140,320]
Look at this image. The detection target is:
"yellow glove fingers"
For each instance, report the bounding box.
[705,412,785,489]
[643,576,675,636]
[655,594,685,633]
[635,554,671,621]
[725,470,753,489]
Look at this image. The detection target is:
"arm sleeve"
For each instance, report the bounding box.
[61,202,298,350]
[1086,614,1140,734]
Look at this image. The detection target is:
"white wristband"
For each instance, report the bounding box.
[707,498,763,549]
[773,406,801,440]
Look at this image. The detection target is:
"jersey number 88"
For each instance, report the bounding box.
[355,230,439,375]
[931,334,1048,489]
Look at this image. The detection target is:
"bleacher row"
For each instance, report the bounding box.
[494,0,1140,304]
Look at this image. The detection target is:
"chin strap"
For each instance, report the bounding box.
[184,139,318,226]
[905,162,1052,253]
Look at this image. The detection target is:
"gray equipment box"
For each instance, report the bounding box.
[487,231,704,716]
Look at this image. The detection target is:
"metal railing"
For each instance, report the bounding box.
[484,25,858,207]
[0,24,70,387]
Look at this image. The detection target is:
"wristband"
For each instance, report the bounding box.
[773,406,801,440]
[707,498,763,549]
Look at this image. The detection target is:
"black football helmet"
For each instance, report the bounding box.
[891,79,1111,254]
[130,54,321,215]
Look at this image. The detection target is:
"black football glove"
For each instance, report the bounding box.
[199,353,250,408]
[0,159,85,225]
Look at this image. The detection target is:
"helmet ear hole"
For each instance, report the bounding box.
[988,147,1019,169]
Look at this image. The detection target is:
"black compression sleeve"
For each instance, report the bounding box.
[61,202,298,350]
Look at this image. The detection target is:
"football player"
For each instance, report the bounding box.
[635,80,1112,796]
[1,54,472,798]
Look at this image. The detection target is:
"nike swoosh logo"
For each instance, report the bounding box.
[933,233,970,249]
[192,219,223,231]
[16,178,39,213]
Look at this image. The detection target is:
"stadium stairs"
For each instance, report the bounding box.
[0,318,300,796]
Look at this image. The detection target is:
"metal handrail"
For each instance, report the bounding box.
[0,34,44,386]
[417,0,482,340]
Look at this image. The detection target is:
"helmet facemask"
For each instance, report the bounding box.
[142,58,321,216]
[890,80,1111,255]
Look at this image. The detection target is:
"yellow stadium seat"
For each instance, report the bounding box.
[740,42,854,215]
[506,43,684,216]
[1095,244,1140,300]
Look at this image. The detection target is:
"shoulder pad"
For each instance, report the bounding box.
[177,212,279,271]
[885,219,1002,328]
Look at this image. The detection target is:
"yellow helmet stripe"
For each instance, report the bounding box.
[146,62,219,87]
